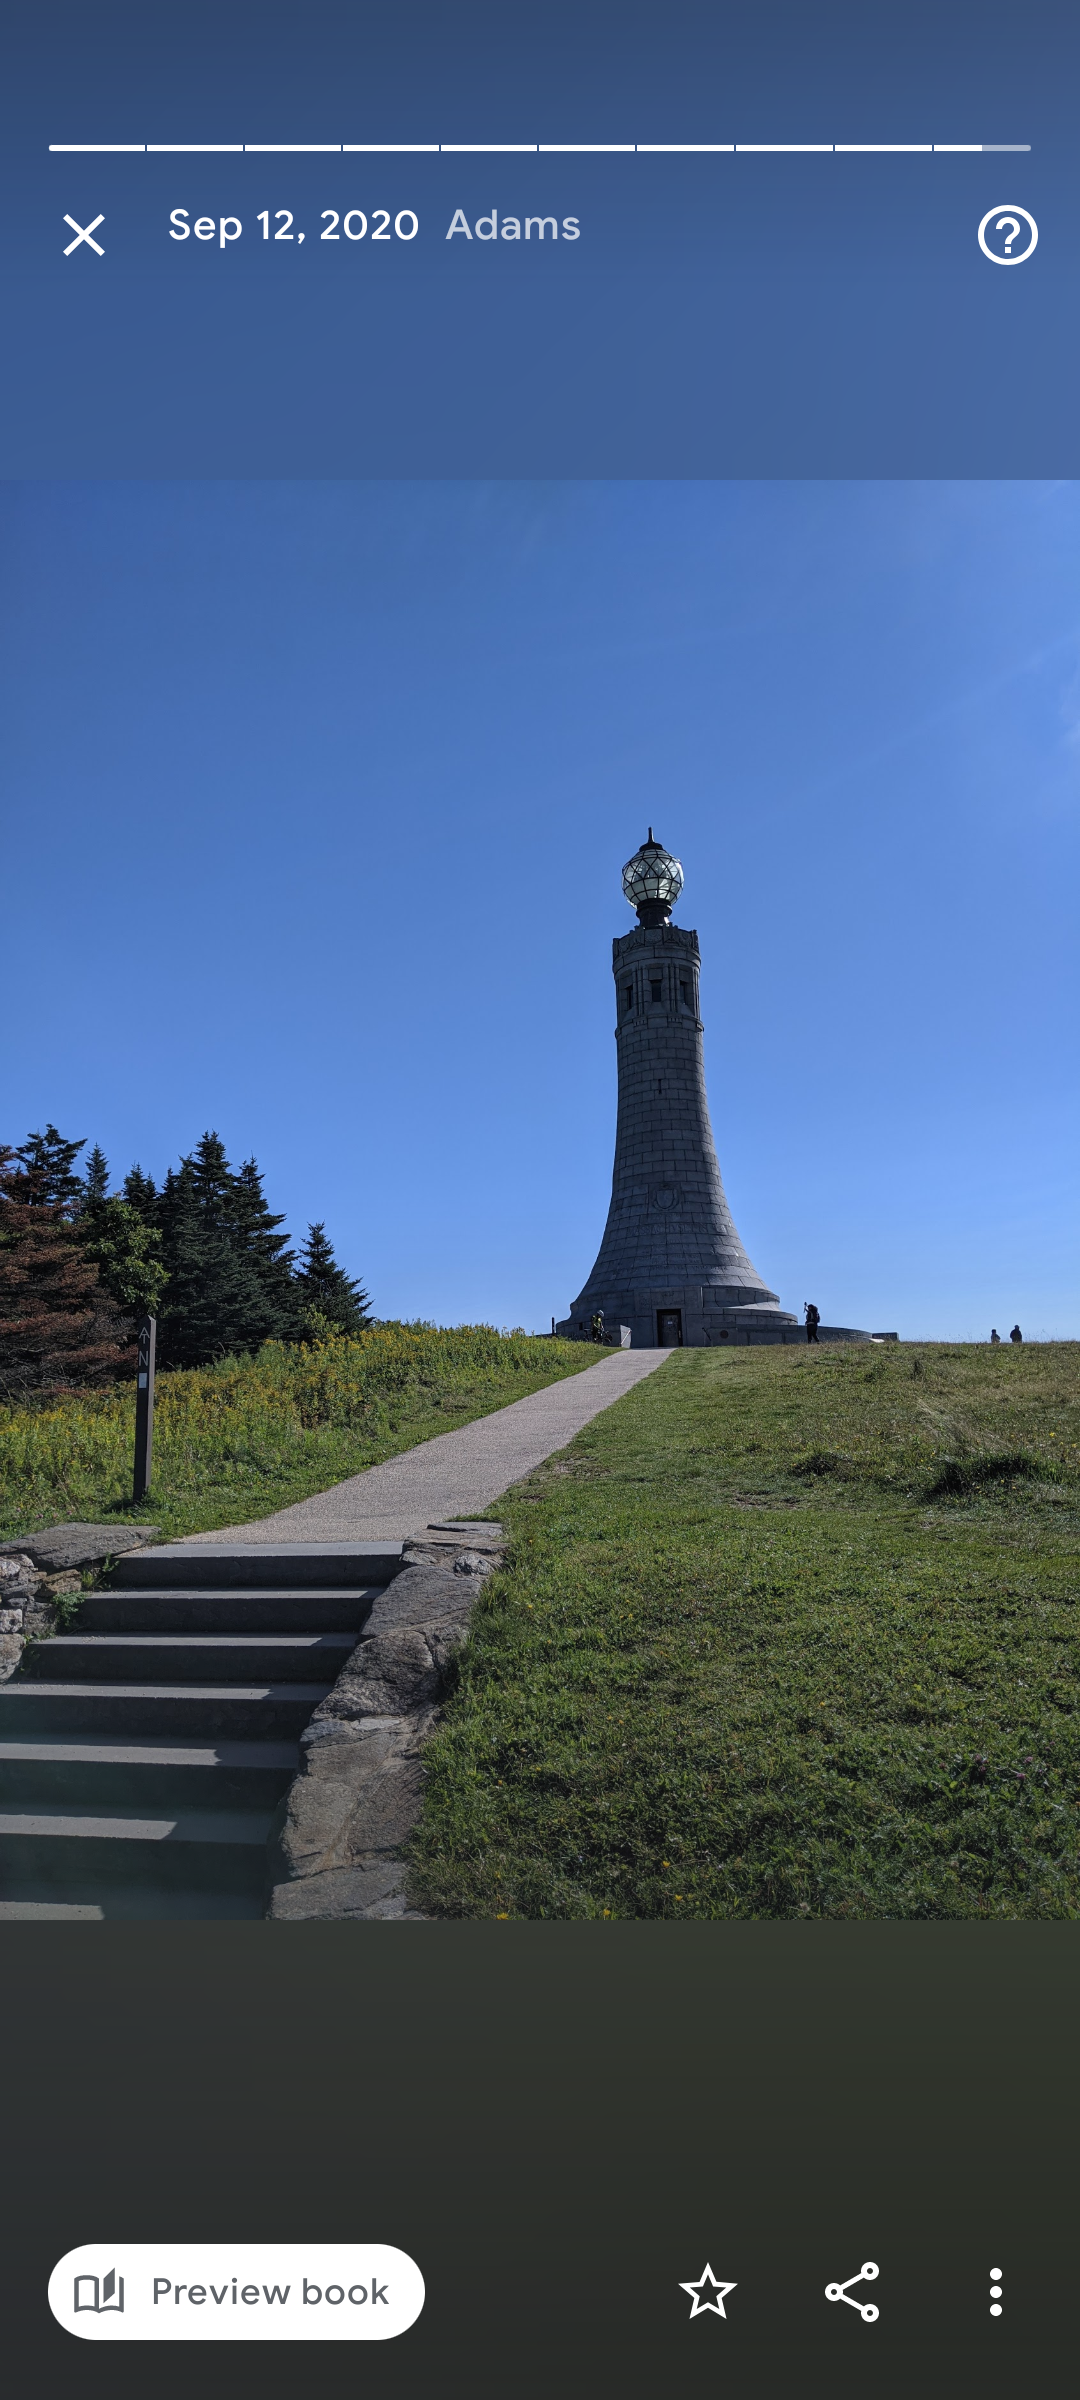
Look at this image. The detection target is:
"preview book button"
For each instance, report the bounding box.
[48,2245,425,2341]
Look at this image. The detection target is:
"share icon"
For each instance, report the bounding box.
[825,2261,879,2323]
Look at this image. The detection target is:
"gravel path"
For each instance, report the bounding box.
[182,1349,670,1545]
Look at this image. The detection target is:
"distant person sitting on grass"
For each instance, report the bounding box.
[990,1328,1001,1344]
[804,1302,820,1345]
[1010,1324,1023,1345]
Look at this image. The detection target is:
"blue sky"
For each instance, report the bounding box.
[3,478,1077,1338]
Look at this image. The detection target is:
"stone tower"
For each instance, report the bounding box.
[557,834,805,1349]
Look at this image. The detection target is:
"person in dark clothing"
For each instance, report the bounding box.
[1010,1324,1023,1345]
[990,1328,1001,1344]
[804,1302,820,1345]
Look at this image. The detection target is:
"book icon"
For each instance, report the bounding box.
[73,2270,124,2314]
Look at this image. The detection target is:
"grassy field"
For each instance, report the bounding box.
[0,1324,594,1544]
[410,1342,1080,1920]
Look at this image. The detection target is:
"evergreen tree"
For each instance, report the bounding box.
[0,1145,131,1397]
[231,1155,301,1334]
[15,1125,87,1214]
[294,1222,372,1336]
[188,1130,235,1225]
[12,1136,172,1324]
[150,1136,299,1368]
[153,1156,257,1369]
[123,1165,159,1219]
[81,1144,111,1209]
[1,1121,372,1379]
[4,1121,374,1371]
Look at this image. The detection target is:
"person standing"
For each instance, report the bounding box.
[1010,1324,1023,1345]
[804,1302,820,1345]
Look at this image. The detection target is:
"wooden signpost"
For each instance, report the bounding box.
[133,1314,157,1502]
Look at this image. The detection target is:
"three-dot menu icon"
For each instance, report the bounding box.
[990,2268,1003,2318]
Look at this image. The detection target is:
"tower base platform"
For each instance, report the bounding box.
[556,1291,873,1349]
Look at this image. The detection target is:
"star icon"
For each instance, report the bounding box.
[679,2263,737,2319]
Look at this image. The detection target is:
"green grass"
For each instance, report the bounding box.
[409,1342,1080,1920]
[0,1324,595,1544]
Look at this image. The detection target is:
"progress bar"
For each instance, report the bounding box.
[48,141,1033,156]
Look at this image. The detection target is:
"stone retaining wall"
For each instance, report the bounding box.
[0,1525,156,1682]
[267,1521,505,1921]
[0,1555,59,1682]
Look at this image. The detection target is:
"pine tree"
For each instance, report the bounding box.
[150,1138,298,1368]
[154,1157,258,1369]
[294,1222,372,1337]
[99,1130,368,1366]
[15,1125,87,1214]
[231,1155,301,1335]
[1,1121,370,1380]
[123,1165,159,1219]
[0,1145,131,1397]
[189,1130,235,1225]
[81,1144,111,1209]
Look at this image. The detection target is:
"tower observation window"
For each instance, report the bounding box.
[680,977,691,1007]
[649,976,662,1003]
[623,983,633,1012]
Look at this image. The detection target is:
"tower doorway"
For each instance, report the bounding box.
[657,1309,683,1347]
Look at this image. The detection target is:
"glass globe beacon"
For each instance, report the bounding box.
[622,830,684,924]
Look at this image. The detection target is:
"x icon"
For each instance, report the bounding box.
[63,213,104,256]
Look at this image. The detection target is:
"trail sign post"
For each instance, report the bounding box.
[133,1315,157,1502]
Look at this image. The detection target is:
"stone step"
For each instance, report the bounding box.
[0,1887,266,1920]
[0,1808,275,1903]
[0,1900,106,1919]
[108,1542,403,1591]
[0,1737,299,1812]
[77,1587,379,1635]
[0,1805,273,1844]
[0,1541,400,1919]
[0,1682,331,1738]
[20,1632,357,1684]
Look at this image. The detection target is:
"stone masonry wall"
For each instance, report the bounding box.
[0,1525,157,1680]
[0,1555,59,1682]
[267,1522,505,1921]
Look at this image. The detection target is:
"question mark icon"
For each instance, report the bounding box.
[977,204,1038,263]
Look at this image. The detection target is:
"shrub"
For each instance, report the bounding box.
[926,1452,1049,1498]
